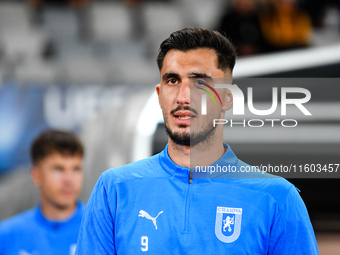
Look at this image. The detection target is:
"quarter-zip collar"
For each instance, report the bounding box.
[159,144,191,181]
[159,143,239,181]
[35,201,84,231]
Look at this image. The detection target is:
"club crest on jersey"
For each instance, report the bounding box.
[215,206,242,243]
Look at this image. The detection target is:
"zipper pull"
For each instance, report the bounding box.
[189,169,193,184]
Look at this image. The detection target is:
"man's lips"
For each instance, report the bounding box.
[173,111,196,125]
[173,111,196,119]
[61,189,75,196]
[170,106,198,124]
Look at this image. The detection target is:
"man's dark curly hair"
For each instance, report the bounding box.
[31,129,83,165]
[157,27,236,72]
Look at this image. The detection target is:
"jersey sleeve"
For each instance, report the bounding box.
[268,186,319,255]
[0,223,7,254]
[75,175,116,254]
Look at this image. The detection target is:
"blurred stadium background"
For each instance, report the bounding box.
[0,0,339,253]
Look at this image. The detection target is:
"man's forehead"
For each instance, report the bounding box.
[36,152,82,165]
[160,66,232,81]
[160,49,221,75]
[163,48,218,63]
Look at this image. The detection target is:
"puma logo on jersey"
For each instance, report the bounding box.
[138,210,163,230]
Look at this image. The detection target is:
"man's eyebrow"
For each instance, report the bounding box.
[162,73,180,81]
[188,72,212,80]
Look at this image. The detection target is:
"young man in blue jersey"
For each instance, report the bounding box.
[76,28,319,254]
[0,130,85,255]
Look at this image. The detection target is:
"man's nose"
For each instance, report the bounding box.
[62,170,74,184]
[176,79,190,105]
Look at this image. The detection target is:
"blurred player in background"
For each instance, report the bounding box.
[0,129,84,255]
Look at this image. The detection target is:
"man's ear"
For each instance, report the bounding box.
[155,84,160,96]
[221,84,238,112]
[155,84,162,108]
[31,166,41,188]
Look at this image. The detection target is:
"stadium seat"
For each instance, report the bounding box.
[15,59,57,84]
[0,3,30,33]
[143,2,184,59]
[91,2,132,42]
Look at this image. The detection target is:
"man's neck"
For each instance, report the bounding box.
[168,140,191,168]
[167,138,225,168]
[40,198,77,221]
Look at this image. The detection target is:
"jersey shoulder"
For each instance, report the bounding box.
[234,159,296,204]
[0,208,36,235]
[101,153,167,185]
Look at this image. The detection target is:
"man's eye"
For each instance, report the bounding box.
[195,80,207,86]
[168,78,178,85]
[73,167,82,172]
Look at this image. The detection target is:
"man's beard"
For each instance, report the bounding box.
[165,123,216,146]
[163,105,217,146]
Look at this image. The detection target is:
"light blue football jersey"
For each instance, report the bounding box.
[76,144,319,254]
[0,201,84,255]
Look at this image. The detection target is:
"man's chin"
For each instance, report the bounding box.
[53,199,77,210]
[165,121,216,147]
[169,132,191,146]
[165,126,190,146]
